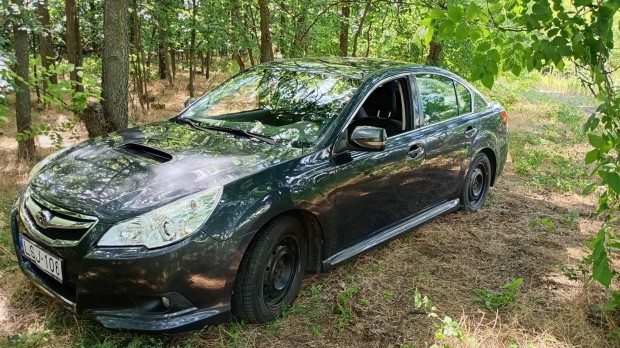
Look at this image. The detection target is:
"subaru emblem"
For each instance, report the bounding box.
[37,210,53,227]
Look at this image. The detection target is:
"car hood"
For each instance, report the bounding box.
[30,121,302,219]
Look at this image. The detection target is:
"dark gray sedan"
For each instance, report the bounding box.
[11,58,507,331]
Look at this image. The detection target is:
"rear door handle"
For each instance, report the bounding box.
[407,143,425,160]
[464,126,477,138]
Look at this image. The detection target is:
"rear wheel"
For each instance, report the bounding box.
[232,216,307,323]
[461,153,492,212]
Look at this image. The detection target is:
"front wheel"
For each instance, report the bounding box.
[232,216,307,323]
[460,153,492,212]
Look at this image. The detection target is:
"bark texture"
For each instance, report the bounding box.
[339,3,350,57]
[12,0,35,160]
[37,0,57,93]
[65,0,83,93]
[100,0,130,136]
[258,0,273,62]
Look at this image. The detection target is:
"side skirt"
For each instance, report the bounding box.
[322,199,460,270]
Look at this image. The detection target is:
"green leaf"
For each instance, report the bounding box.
[481,73,495,88]
[590,229,613,288]
[588,134,605,148]
[574,0,592,6]
[465,3,480,21]
[454,22,470,41]
[428,8,445,19]
[438,20,455,38]
[488,49,501,62]
[425,27,435,46]
[477,41,491,51]
[585,149,599,164]
[447,5,464,22]
[605,172,620,195]
[582,183,597,195]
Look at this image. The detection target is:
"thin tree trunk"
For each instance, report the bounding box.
[31,32,41,104]
[101,0,130,136]
[258,0,273,62]
[131,0,145,111]
[205,51,211,79]
[339,3,350,57]
[157,20,167,80]
[165,48,173,85]
[365,19,372,57]
[199,51,204,74]
[37,0,57,102]
[233,50,246,71]
[426,40,442,66]
[188,0,197,97]
[65,0,83,93]
[352,0,372,57]
[247,48,255,66]
[12,0,35,161]
[170,47,176,80]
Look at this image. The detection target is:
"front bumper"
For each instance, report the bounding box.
[10,199,246,331]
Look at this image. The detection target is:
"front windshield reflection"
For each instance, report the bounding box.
[181,66,361,147]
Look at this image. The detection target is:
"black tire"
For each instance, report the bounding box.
[232,216,307,323]
[460,152,492,212]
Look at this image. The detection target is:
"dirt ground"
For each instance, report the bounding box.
[0,71,617,347]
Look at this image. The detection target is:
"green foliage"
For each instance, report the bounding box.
[530,217,555,232]
[473,278,523,310]
[413,290,468,347]
[334,283,360,331]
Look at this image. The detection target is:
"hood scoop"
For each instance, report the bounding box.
[115,143,173,163]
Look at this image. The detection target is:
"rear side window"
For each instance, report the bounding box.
[456,83,472,114]
[474,93,488,111]
[416,74,458,125]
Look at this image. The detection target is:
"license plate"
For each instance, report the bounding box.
[20,235,63,282]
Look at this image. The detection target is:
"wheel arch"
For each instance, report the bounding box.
[240,208,325,275]
[479,147,497,186]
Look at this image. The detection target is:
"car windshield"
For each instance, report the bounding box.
[181,66,361,147]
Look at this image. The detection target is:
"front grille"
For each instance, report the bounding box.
[20,190,97,245]
[25,203,89,241]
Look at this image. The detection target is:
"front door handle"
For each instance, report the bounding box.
[464,126,477,138]
[407,144,425,160]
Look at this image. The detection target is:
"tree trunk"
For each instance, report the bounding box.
[100,0,130,136]
[188,0,197,97]
[233,50,245,71]
[170,47,176,80]
[65,0,83,93]
[131,0,145,111]
[426,39,442,66]
[157,20,167,80]
[339,3,350,57]
[258,0,273,62]
[352,0,372,57]
[165,48,173,86]
[31,32,41,104]
[37,0,57,100]
[12,0,35,161]
[205,51,211,79]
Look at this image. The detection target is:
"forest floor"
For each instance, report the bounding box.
[0,71,617,348]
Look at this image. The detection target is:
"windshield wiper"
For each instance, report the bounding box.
[179,118,277,145]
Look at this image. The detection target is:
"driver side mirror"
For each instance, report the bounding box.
[184,97,197,108]
[349,126,387,152]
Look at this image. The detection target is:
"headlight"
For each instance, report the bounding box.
[28,146,73,182]
[98,186,223,249]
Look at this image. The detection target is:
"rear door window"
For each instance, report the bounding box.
[474,93,488,111]
[416,74,458,125]
[455,83,472,115]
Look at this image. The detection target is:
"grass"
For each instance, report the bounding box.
[0,71,617,347]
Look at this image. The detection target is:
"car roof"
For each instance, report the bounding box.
[260,57,420,80]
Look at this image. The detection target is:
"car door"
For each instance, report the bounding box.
[330,76,436,251]
[414,73,479,202]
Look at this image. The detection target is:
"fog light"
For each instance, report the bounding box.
[161,296,170,309]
